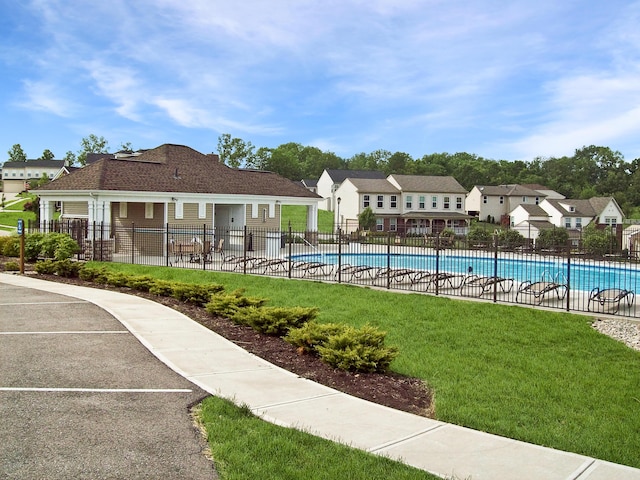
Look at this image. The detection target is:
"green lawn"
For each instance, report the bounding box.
[88,262,640,469]
[281,205,334,232]
[196,397,437,479]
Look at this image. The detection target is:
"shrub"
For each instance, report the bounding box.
[148,280,176,297]
[78,265,109,283]
[497,229,525,250]
[125,275,157,292]
[285,322,347,354]
[53,259,82,278]
[34,259,57,274]
[2,236,20,257]
[171,283,225,307]
[205,289,267,317]
[105,271,132,287]
[232,306,319,336]
[38,233,79,260]
[24,233,45,261]
[4,260,20,271]
[315,325,398,373]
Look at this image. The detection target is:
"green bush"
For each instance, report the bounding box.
[171,283,225,307]
[38,233,79,260]
[105,271,132,287]
[148,279,176,297]
[53,259,82,277]
[4,260,20,271]
[78,265,109,282]
[34,259,57,274]
[1,236,20,257]
[24,233,44,261]
[232,306,318,336]
[205,289,267,317]
[315,325,398,373]
[285,322,347,354]
[125,275,157,292]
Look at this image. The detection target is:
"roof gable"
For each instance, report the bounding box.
[36,144,320,199]
[389,174,467,193]
[324,169,386,183]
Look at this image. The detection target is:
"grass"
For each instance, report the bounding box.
[88,262,640,468]
[281,205,334,232]
[196,397,437,480]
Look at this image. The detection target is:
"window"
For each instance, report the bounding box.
[405,195,412,209]
[363,195,370,208]
[456,197,462,209]
[443,196,450,209]
[389,218,397,231]
[499,196,504,204]
[483,195,487,204]
[377,195,384,208]
[432,196,437,209]
[376,218,384,231]
[565,219,571,228]
[145,202,154,219]
[119,202,128,219]
[535,196,540,205]
[390,195,397,208]
[576,218,582,229]
[522,196,527,202]
[419,196,425,209]
[605,217,617,226]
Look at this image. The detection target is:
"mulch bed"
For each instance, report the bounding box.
[0,258,433,417]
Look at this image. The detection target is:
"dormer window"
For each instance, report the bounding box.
[569,206,575,212]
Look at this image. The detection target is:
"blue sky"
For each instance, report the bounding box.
[2,0,640,164]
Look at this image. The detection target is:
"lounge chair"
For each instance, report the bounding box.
[588,288,635,314]
[334,264,377,281]
[251,257,289,274]
[221,255,260,271]
[412,271,467,291]
[203,238,225,263]
[291,261,333,277]
[516,279,567,305]
[373,268,416,285]
[461,275,514,297]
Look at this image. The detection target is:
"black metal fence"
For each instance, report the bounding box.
[29,220,639,318]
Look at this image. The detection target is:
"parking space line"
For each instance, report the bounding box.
[0,301,89,306]
[0,387,193,393]
[1,331,128,335]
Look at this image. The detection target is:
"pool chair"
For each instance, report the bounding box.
[516,278,567,305]
[411,271,467,291]
[250,257,289,274]
[461,275,514,297]
[291,261,334,278]
[221,255,260,271]
[587,288,635,314]
[334,264,377,282]
[373,268,416,285]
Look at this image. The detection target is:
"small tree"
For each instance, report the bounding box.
[7,144,27,163]
[497,229,525,250]
[582,223,616,256]
[537,227,569,251]
[39,149,55,161]
[358,207,376,231]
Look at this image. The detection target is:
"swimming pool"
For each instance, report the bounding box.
[291,252,640,293]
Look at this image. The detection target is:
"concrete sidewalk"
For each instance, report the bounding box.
[2,273,639,480]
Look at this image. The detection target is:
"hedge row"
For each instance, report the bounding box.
[31,260,398,373]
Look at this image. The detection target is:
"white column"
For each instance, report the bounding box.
[306,204,318,231]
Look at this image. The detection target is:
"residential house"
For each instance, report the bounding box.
[334,174,470,234]
[299,178,318,193]
[2,159,66,193]
[510,196,625,246]
[466,184,563,225]
[34,144,321,254]
[316,169,386,211]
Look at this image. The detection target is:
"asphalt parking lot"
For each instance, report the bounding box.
[0,283,216,479]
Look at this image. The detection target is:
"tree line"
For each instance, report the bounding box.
[6,134,640,214]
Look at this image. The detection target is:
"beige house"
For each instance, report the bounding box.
[34,144,321,255]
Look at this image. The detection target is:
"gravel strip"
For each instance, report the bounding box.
[592,318,640,351]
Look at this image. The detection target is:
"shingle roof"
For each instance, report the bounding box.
[390,174,467,193]
[475,184,543,197]
[347,178,400,193]
[3,159,65,169]
[544,198,616,217]
[36,144,320,199]
[325,169,387,183]
[519,204,548,216]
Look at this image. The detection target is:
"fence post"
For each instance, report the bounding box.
[435,233,440,296]
[165,223,170,267]
[493,234,499,303]
[337,227,342,283]
[131,223,135,265]
[386,232,392,289]
[288,224,293,279]
[566,243,571,312]
[92,221,97,261]
[243,225,248,274]
[202,224,207,270]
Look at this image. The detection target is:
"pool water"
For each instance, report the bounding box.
[291,253,640,293]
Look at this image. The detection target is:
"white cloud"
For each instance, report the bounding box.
[18,80,74,117]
